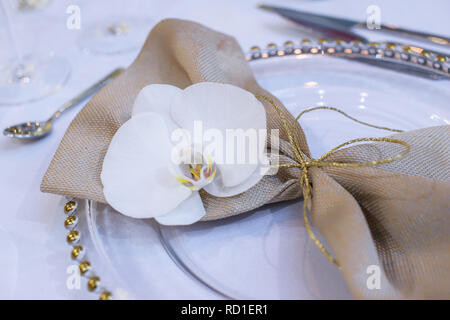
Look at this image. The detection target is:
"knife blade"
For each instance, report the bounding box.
[258,4,450,47]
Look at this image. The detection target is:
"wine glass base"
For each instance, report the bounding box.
[79,17,153,55]
[0,54,70,106]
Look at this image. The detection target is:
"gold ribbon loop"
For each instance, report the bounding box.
[256,95,411,268]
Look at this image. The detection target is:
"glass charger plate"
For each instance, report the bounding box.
[84,50,450,299]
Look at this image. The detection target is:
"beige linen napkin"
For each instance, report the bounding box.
[41,19,450,299]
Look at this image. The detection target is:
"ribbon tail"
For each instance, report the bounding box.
[301,175,341,268]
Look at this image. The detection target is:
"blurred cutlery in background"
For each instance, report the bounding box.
[258,4,450,47]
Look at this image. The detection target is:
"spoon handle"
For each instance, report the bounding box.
[50,68,125,120]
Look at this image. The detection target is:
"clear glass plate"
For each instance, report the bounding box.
[86,54,450,299]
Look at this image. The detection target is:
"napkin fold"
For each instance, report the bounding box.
[41,19,450,299]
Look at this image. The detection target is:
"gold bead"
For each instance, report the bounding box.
[88,276,100,292]
[386,43,395,49]
[369,42,379,47]
[284,40,293,46]
[301,39,311,44]
[436,55,447,62]
[403,46,412,52]
[421,50,430,57]
[64,215,78,227]
[267,43,276,49]
[99,291,112,300]
[318,38,327,44]
[66,231,80,244]
[79,261,91,275]
[64,201,77,214]
[250,45,260,51]
[71,246,83,259]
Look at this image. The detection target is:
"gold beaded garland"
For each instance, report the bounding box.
[63,200,112,299]
[245,41,449,76]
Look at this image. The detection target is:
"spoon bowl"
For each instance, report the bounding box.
[2,68,124,141]
[3,120,53,140]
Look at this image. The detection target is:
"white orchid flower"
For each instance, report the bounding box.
[101,82,268,225]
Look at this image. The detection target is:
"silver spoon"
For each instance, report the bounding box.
[3,68,124,140]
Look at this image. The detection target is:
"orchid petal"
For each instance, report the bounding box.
[132,84,183,131]
[203,157,270,197]
[155,192,206,225]
[170,82,267,193]
[101,112,192,218]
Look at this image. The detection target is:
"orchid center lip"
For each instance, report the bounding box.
[175,155,216,191]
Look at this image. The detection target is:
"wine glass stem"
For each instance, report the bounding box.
[1,0,36,83]
[1,0,24,63]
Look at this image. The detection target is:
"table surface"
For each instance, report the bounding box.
[0,0,449,299]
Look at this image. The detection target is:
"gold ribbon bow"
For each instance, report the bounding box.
[256,95,411,268]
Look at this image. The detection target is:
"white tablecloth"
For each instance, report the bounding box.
[0,0,449,299]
